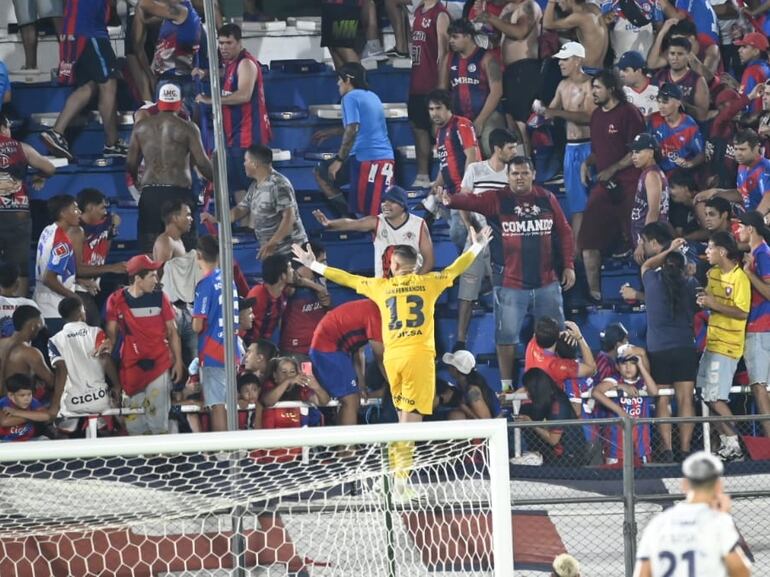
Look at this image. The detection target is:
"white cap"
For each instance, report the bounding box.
[554,41,586,60]
[158,84,182,110]
[442,350,476,375]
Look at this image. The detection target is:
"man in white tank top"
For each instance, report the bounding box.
[312,186,434,277]
[618,50,659,118]
[454,128,518,351]
[635,451,751,577]
[48,297,120,430]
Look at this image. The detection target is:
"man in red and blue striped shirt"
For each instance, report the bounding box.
[737,211,770,437]
[196,24,271,203]
[647,83,704,175]
[246,254,291,343]
[736,32,770,113]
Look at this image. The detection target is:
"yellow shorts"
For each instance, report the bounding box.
[384,353,435,415]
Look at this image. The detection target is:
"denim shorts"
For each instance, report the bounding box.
[493,282,564,345]
[201,366,228,407]
[696,350,738,403]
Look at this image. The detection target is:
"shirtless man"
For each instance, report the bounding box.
[543,0,608,71]
[126,83,213,253]
[540,42,596,242]
[475,0,542,152]
[153,199,194,263]
[0,306,53,399]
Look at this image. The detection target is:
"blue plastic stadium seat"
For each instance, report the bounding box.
[601,260,643,304]
[111,205,138,242]
[434,240,459,269]
[570,307,647,351]
[275,157,324,191]
[327,284,362,307]
[324,238,374,273]
[233,238,261,277]
[36,164,133,201]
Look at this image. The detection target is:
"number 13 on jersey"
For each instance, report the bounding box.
[385,295,426,338]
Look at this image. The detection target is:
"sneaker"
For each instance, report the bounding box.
[385,48,410,59]
[103,140,128,158]
[510,452,543,466]
[362,41,388,61]
[411,174,432,189]
[716,442,744,462]
[41,129,74,161]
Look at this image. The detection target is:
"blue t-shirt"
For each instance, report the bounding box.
[675,0,719,42]
[341,89,394,161]
[193,269,241,368]
[642,267,696,352]
[0,61,9,111]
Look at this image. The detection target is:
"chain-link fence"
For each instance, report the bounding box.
[507,414,770,576]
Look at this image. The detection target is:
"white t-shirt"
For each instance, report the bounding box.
[0,296,38,337]
[624,82,660,118]
[459,160,509,231]
[636,502,745,577]
[48,321,111,415]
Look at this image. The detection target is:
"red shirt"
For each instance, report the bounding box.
[410,2,448,95]
[524,339,579,390]
[105,289,175,395]
[590,102,644,182]
[310,299,382,353]
[280,286,327,355]
[436,115,480,195]
[248,284,287,342]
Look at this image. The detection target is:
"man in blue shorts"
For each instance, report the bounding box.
[314,62,395,218]
[308,298,383,426]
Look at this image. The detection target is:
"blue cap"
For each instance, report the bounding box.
[382,186,409,209]
[617,51,645,71]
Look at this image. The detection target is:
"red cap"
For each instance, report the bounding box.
[126,255,163,276]
[157,83,182,112]
[735,32,769,52]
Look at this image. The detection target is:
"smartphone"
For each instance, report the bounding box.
[301,362,313,376]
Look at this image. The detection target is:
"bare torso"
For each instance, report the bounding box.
[501,0,542,64]
[135,114,195,188]
[575,5,608,69]
[557,75,594,140]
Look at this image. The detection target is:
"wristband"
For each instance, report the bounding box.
[310,261,328,275]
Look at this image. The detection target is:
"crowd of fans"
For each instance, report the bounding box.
[2,0,770,469]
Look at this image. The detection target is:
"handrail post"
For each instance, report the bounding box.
[622,416,636,577]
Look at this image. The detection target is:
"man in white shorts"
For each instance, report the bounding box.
[48,296,120,433]
[635,451,751,577]
[453,128,518,351]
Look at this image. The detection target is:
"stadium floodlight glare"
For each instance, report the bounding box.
[0,420,514,577]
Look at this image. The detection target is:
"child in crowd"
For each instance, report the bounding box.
[0,374,51,442]
[593,345,659,464]
[260,357,329,428]
[237,373,262,430]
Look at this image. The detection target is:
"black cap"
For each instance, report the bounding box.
[682,451,723,483]
[658,82,684,101]
[600,322,628,351]
[738,210,770,236]
[629,133,659,152]
[337,62,368,89]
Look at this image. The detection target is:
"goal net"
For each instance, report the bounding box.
[0,420,513,577]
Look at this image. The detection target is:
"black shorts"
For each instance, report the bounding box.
[75,37,117,86]
[138,185,197,250]
[503,59,542,123]
[408,93,431,131]
[0,212,31,276]
[321,1,361,49]
[649,347,699,385]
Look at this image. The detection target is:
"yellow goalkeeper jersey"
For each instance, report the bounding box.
[322,250,477,357]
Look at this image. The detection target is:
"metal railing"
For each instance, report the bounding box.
[507,414,770,577]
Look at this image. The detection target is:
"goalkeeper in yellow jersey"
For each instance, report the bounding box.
[292,226,492,423]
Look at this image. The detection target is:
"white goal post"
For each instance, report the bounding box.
[0,420,514,577]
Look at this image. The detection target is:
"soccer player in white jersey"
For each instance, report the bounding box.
[634,451,751,577]
[48,296,120,431]
[453,128,518,351]
[618,51,659,119]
